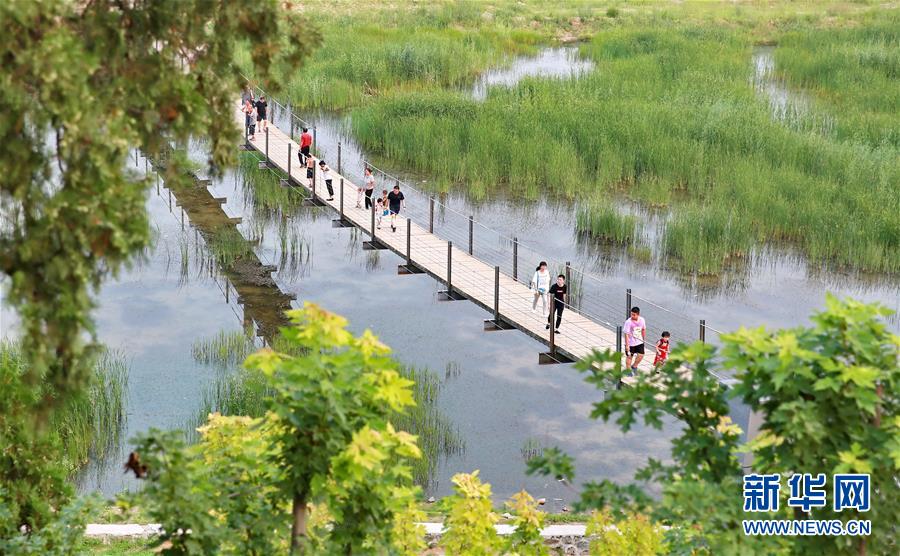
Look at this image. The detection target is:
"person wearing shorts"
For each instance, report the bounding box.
[243,99,255,140]
[255,96,268,132]
[305,155,315,188]
[375,189,389,228]
[386,185,405,232]
[623,306,646,373]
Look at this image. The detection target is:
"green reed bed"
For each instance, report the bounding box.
[0,341,128,473]
[191,328,260,369]
[350,22,899,276]
[208,227,254,267]
[575,201,640,246]
[237,23,539,111]
[774,10,899,149]
[238,151,304,215]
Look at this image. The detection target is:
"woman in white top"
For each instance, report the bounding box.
[359,167,375,209]
[530,261,551,315]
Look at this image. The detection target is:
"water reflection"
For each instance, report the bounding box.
[470,46,594,100]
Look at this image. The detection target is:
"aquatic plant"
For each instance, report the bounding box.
[191,328,260,368]
[575,202,640,246]
[0,341,128,473]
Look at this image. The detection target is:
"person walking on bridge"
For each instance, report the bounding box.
[319,160,334,201]
[299,127,312,165]
[364,167,376,210]
[305,153,315,188]
[243,99,257,141]
[546,274,567,333]
[530,262,550,315]
[255,95,268,132]
[623,306,647,373]
[387,184,405,232]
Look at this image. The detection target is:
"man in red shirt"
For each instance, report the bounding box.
[298,127,312,164]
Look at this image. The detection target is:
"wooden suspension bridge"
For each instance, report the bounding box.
[237,103,664,371]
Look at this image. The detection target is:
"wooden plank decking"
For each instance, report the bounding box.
[237,105,656,371]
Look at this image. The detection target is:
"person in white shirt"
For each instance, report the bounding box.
[318,161,334,201]
[530,261,551,315]
[623,306,647,373]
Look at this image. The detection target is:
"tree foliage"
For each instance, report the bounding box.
[529,296,898,555]
[0,0,318,413]
[440,471,503,555]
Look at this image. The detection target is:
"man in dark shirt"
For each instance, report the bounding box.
[255,96,268,132]
[386,185,405,232]
[546,274,567,333]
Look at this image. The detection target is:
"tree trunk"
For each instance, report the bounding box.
[290,493,308,555]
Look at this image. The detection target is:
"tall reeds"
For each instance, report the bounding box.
[348,22,899,275]
[0,341,128,473]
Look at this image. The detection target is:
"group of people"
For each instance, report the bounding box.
[241,86,267,141]
[530,261,670,371]
[240,87,672,370]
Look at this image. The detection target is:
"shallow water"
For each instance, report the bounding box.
[470,46,595,100]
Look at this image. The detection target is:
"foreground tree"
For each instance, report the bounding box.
[0,0,318,544]
[0,0,317,408]
[530,295,898,555]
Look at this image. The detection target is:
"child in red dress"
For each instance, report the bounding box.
[653,331,670,369]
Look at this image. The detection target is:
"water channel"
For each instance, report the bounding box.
[1,45,896,508]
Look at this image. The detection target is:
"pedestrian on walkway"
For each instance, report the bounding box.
[306,153,315,188]
[653,331,670,370]
[319,160,334,201]
[299,127,312,164]
[255,95,268,132]
[387,184,405,232]
[375,189,389,229]
[364,167,376,209]
[546,274,567,333]
[241,84,254,107]
[530,262,550,315]
[623,306,647,373]
[244,99,257,141]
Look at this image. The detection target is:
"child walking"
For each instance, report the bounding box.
[375,190,389,228]
[653,331,670,369]
[530,261,551,315]
[305,154,315,188]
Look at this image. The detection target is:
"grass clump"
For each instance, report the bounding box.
[575,201,640,245]
[191,328,259,368]
[0,341,128,473]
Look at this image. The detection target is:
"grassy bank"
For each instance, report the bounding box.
[348,13,898,276]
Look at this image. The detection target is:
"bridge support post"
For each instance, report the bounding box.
[302,162,326,207]
[438,242,464,301]
[484,266,513,330]
[616,326,622,354]
[468,215,474,255]
[332,178,353,227]
[626,288,632,317]
[539,296,574,364]
[337,141,342,175]
[700,319,706,343]
[362,197,386,250]
[429,197,434,233]
[313,126,317,155]
[259,128,270,169]
[281,143,293,187]
[399,218,424,274]
[513,237,518,281]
